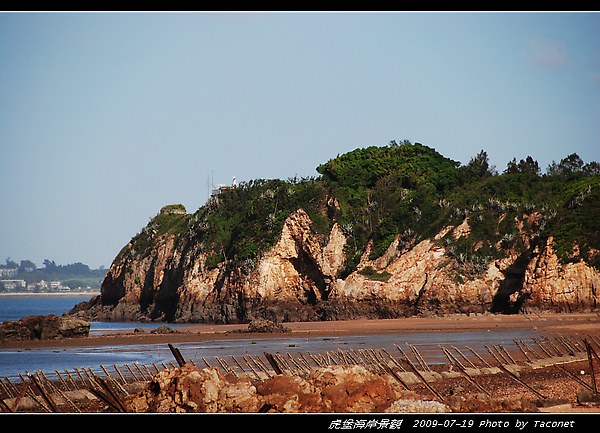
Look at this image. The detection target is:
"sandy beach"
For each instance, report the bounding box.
[2,312,599,351]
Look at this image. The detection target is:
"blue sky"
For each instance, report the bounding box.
[1,11,599,269]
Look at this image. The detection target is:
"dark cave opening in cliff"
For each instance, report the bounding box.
[490,252,532,314]
[289,248,329,305]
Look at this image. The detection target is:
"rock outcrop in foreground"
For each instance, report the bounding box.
[0,314,90,342]
[125,364,449,413]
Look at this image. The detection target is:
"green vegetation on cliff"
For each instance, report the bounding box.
[119,141,600,278]
[189,177,332,272]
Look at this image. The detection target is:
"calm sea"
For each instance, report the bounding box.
[0,293,94,323]
[0,294,177,331]
[0,294,186,377]
[0,295,544,378]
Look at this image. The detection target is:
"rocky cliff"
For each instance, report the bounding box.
[69,143,600,323]
[71,209,599,324]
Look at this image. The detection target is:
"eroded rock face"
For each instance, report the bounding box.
[72,209,353,324]
[328,232,506,317]
[124,365,416,413]
[71,209,600,325]
[0,314,90,342]
[523,237,600,312]
[126,366,259,413]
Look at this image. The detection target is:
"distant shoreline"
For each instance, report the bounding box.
[0,292,99,299]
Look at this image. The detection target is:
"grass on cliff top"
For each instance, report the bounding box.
[115,205,190,264]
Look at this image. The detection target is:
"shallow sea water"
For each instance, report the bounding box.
[0,329,542,378]
[0,295,543,378]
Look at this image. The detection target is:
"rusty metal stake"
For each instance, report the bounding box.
[453,361,491,397]
[497,364,546,400]
[532,337,553,358]
[113,364,127,384]
[465,346,492,368]
[29,374,59,413]
[11,381,30,412]
[452,345,477,369]
[556,335,578,356]
[0,396,11,413]
[381,348,406,372]
[440,346,466,371]
[498,344,517,364]
[407,343,431,372]
[95,376,127,412]
[514,340,533,362]
[382,364,411,391]
[586,339,598,394]
[87,387,123,413]
[168,343,186,367]
[484,345,505,365]
[400,358,444,402]
[43,376,80,413]
[264,352,284,375]
[586,338,600,364]
[555,364,594,392]
[518,339,543,360]
[0,377,15,398]
[543,337,563,357]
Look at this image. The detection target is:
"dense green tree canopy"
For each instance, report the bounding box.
[316,141,460,193]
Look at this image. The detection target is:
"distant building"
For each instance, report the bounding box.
[212,176,238,197]
[0,268,17,278]
[160,204,187,215]
[0,279,26,291]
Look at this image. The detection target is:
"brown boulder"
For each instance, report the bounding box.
[255,374,324,412]
[126,365,259,413]
[124,364,419,413]
[310,365,402,412]
[0,314,90,342]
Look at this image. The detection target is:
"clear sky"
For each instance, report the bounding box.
[1,11,599,270]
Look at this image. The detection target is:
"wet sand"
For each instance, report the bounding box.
[2,312,599,351]
[2,312,600,413]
